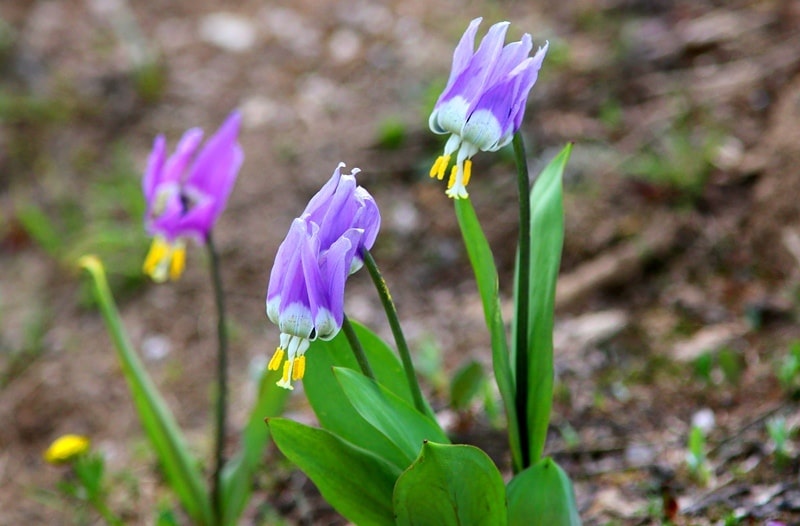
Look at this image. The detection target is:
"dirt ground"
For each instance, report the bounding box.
[2,0,800,524]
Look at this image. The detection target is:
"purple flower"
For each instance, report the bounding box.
[142,111,243,282]
[428,18,548,199]
[266,163,380,389]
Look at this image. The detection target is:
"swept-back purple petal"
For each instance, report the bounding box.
[303,163,343,223]
[186,111,243,219]
[300,228,332,338]
[437,21,509,105]
[481,33,532,90]
[172,199,216,242]
[441,17,482,94]
[315,174,359,248]
[468,77,518,137]
[510,43,548,130]
[162,128,204,186]
[269,219,309,308]
[319,230,361,332]
[143,135,166,203]
[352,188,381,251]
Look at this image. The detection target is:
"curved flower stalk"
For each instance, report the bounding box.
[266,163,380,389]
[429,18,548,199]
[142,111,243,282]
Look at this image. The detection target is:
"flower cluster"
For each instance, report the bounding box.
[142,112,243,282]
[44,434,90,464]
[428,18,548,199]
[266,163,380,389]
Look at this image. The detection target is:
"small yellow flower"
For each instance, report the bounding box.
[44,434,90,464]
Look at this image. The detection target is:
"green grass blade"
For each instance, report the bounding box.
[78,256,213,525]
[220,367,288,524]
[526,144,572,462]
[454,198,521,472]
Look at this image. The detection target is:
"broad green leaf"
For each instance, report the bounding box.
[394,442,507,526]
[449,359,485,410]
[454,197,521,472]
[79,256,213,525]
[334,368,448,465]
[268,418,399,526]
[220,367,288,525]
[526,143,571,462]
[507,457,581,526]
[304,322,415,469]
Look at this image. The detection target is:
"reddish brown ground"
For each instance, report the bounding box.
[2,0,800,524]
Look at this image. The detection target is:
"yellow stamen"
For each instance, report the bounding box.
[463,159,472,187]
[446,165,458,190]
[430,155,450,180]
[429,156,442,178]
[438,155,450,180]
[169,245,186,280]
[292,355,306,381]
[143,238,169,278]
[268,347,285,371]
[278,360,293,390]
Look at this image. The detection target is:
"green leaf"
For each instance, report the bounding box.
[78,256,213,525]
[220,367,288,525]
[526,143,571,462]
[449,359,485,411]
[394,442,507,526]
[304,322,416,469]
[454,197,521,471]
[334,367,448,465]
[16,204,64,257]
[507,457,581,526]
[268,418,399,526]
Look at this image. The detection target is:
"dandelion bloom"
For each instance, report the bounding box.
[266,163,380,389]
[44,434,90,464]
[429,18,548,199]
[142,111,243,282]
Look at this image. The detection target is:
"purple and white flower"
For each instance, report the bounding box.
[429,18,548,199]
[266,163,380,389]
[142,111,243,282]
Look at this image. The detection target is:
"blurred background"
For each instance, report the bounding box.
[1,0,800,523]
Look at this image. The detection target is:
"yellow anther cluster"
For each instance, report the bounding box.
[269,347,306,390]
[143,237,187,282]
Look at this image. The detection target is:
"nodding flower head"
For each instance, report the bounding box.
[266,163,380,389]
[142,111,243,282]
[428,18,548,199]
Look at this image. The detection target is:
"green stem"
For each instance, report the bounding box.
[362,250,427,415]
[341,314,375,380]
[207,234,228,525]
[513,132,531,469]
[89,495,124,526]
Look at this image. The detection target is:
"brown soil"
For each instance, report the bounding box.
[2,0,800,524]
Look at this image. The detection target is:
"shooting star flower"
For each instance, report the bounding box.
[266,163,380,389]
[142,111,243,282]
[429,18,548,199]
